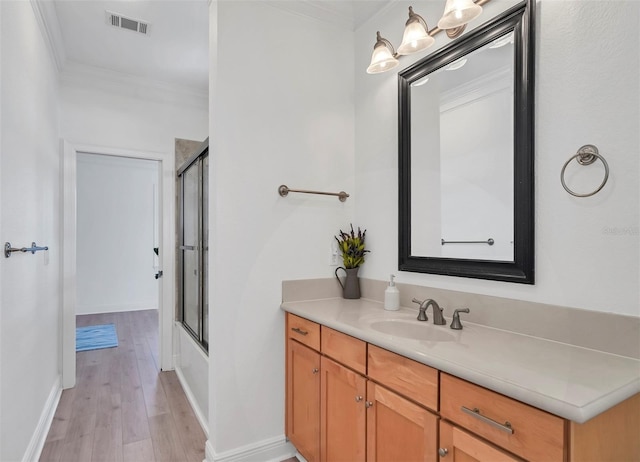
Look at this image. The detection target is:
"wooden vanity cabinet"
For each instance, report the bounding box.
[286,313,640,462]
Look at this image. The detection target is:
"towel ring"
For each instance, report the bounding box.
[560,144,609,197]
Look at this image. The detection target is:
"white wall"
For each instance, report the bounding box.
[60,82,208,154]
[76,153,159,314]
[355,0,639,316]
[208,1,355,458]
[0,2,61,460]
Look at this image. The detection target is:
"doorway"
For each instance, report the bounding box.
[76,153,160,317]
[62,142,175,389]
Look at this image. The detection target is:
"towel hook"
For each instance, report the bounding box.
[560,144,609,197]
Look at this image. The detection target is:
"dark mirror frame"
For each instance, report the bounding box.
[398,0,535,284]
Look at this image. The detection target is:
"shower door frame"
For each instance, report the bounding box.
[177,140,208,351]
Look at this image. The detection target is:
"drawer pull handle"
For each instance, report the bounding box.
[355,396,363,402]
[365,401,374,408]
[312,368,319,374]
[461,406,514,434]
[438,448,449,457]
[291,327,309,336]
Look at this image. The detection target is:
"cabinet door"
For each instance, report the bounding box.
[287,340,320,462]
[439,421,521,462]
[366,381,438,462]
[320,356,366,462]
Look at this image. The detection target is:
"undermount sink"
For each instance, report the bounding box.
[369,319,455,342]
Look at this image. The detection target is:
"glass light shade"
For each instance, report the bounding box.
[397,21,435,55]
[437,0,483,30]
[366,41,399,74]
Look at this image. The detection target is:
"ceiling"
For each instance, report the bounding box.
[49,1,391,95]
[52,1,209,93]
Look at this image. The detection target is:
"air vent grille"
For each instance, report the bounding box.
[106,11,149,35]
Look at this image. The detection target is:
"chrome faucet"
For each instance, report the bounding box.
[412,298,447,325]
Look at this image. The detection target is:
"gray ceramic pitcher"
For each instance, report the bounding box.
[335,266,360,299]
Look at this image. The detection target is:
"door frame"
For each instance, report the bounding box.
[61,140,175,388]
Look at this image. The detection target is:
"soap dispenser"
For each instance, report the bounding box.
[384,274,400,311]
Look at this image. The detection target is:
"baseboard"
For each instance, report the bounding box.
[23,375,62,462]
[175,365,209,438]
[204,436,295,462]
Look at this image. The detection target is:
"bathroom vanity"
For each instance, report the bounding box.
[282,295,640,462]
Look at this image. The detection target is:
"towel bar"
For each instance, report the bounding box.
[4,241,49,258]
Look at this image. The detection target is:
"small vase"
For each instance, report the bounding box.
[335,266,361,299]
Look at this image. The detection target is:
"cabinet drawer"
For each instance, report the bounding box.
[440,373,566,462]
[321,326,367,375]
[287,313,320,351]
[367,345,438,411]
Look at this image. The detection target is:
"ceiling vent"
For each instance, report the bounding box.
[106,11,149,35]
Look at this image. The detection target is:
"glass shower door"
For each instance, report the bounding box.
[178,142,208,350]
[181,162,201,339]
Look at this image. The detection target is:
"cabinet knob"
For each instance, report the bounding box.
[365,401,374,408]
[355,396,363,402]
[312,368,319,374]
[438,448,449,457]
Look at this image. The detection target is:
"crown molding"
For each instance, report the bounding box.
[266,1,355,31]
[30,0,66,72]
[60,61,208,110]
[266,0,394,32]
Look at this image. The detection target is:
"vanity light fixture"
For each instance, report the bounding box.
[366,31,400,74]
[437,0,483,35]
[397,7,434,55]
[366,0,488,74]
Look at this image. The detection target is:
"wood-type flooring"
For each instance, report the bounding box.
[40,310,206,462]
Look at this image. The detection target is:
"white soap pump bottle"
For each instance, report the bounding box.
[384,274,400,311]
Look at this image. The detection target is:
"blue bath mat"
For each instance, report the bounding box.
[76,324,118,352]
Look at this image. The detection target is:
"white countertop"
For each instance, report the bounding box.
[281,298,640,423]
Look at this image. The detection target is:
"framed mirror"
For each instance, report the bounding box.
[398,0,534,284]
